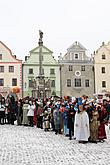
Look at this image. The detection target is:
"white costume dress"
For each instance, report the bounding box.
[74,111,90,141]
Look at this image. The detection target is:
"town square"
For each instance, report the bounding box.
[0,0,110,165]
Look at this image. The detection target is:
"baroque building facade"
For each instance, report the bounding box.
[23,43,60,98]
[59,41,95,98]
[0,41,22,98]
[93,42,110,94]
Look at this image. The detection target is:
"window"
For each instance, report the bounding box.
[50,68,55,74]
[29,68,33,74]
[75,78,81,87]
[51,80,55,87]
[0,78,4,86]
[75,71,81,77]
[69,65,73,71]
[67,79,71,87]
[102,81,106,88]
[75,54,78,59]
[9,66,14,72]
[29,80,33,88]
[81,66,85,71]
[0,54,2,60]
[102,67,105,73]
[0,66,4,72]
[12,78,17,86]
[102,54,106,59]
[85,79,89,87]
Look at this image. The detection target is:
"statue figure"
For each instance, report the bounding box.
[38,30,43,46]
[39,30,43,40]
[45,79,50,89]
[33,79,37,88]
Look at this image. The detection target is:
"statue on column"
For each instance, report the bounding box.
[39,30,43,40]
[38,30,43,46]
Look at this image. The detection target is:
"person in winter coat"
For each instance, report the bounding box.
[67,104,76,140]
[63,106,69,136]
[50,107,55,131]
[17,99,23,126]
[33,100,37,126]
[53,104,62,135]
[22,99,29,126]
[89,109,99,143]
[0,97,6,125]
[27,100,35,127]
[43,110,50,131]
[8,95,16,125]
[37,104,44,129]
[97,100,108,142]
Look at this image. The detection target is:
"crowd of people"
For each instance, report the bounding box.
[0,94,110,144]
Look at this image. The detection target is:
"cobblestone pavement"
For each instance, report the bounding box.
[0,124,110,165]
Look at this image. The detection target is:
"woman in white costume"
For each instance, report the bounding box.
[74,104,90,143]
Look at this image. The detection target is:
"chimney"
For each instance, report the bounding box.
[75,41,77,45]
[13,55,16,59]
[25,56,28,61]
[102,42,105,46]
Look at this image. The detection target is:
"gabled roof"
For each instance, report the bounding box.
[0,41,12,54]
[29,45,53,53]
[0,41,22,62]
[94,43,110,56]
[67,41,87,51]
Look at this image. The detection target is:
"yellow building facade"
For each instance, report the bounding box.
[94,42,110,94]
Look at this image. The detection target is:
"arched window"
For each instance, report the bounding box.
[102,53,106,59]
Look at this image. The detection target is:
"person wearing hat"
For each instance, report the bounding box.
[53,104,62,135]
[0,97,6,125]
[89,109,100,143]
[74,102,90,143]
[63,105,69,136]
[7,95,17,125]
[22,99,29,126]
[37,103,44,129]
[43,110,50,131]
[97,99,108,142]
[27,100,35,127]
[67,104,76,140]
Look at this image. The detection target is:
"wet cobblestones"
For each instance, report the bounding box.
[0,125,110,165]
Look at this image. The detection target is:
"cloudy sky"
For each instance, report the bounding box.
[0,0,110,60]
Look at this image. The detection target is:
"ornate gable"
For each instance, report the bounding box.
[0,41,22,62]
[24,45,57,64]
[67,41,87,51]
[30,45,53,54]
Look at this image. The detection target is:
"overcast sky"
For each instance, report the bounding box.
[0,0,110,60]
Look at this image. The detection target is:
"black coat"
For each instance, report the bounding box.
[67,109,75,130]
